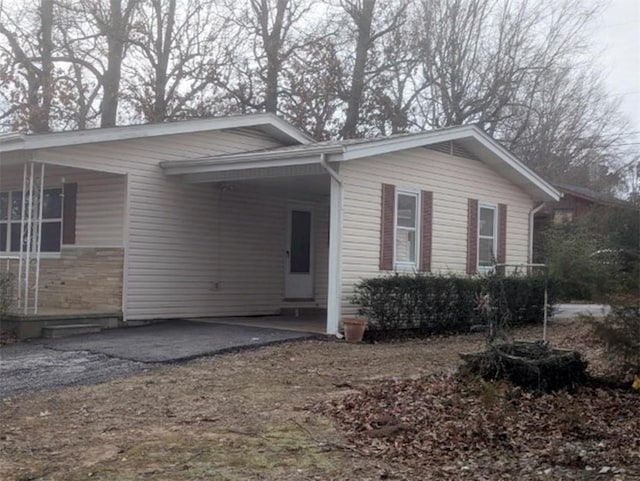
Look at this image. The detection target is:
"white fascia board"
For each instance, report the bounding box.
[161,145,344,174]
[0,113,310,153]
[165,155,324,176]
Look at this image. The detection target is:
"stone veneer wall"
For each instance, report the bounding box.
[5,248,124,311]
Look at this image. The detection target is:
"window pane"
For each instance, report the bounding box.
[0,193,7,220]
[397,194,417,228]
[11,192,22,220]
[553,209,574,225]
[43,189,62,219]
[396,228,416,263]
[479,237,495,266]
[0,223,6,251]
[10,222,21,251]
[479,207,495,236]
[41,222,61,252]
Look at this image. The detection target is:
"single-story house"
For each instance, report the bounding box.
[0,113,560,336]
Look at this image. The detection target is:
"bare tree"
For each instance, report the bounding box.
[217,0,315,114]
[279,36,344,139]
[337,0,408,138]
[55,0,139,127]
[0,0,55,132]
[123,0,225,122]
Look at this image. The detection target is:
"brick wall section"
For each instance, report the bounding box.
[5,248,123,311]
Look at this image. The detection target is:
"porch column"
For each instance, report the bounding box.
[326,175,343,335]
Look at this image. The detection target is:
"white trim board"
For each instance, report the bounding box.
[0,113,311,153]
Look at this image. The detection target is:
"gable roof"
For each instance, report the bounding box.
[553,182,635,209]
[0,113,311,153]
[162,125,561,202]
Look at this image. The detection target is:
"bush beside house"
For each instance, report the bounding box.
[353,273,555,339]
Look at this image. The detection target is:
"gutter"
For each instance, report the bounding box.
[160,145,344,172]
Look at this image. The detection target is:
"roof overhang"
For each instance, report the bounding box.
[0,113,311,154]
[162,125,560,202]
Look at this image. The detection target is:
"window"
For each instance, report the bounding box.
[395,191,419,266]
[478,204,497,269]
[0,189,63,253]
[553,208,575,224]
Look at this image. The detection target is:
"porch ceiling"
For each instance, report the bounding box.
[227,174,330,197]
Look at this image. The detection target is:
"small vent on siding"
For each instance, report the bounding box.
[424,141,480,161]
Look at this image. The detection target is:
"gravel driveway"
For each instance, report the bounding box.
[0,320,315,398]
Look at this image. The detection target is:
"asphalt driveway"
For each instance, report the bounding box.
[0,321,316,399]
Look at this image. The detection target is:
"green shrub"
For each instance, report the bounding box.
[0,272,15,317]
[592,296,640,375]
[353,273,556,338]
[538,206,639,301]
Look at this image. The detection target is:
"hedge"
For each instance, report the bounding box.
[352,273,556,338]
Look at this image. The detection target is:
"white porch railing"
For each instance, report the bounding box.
[12,162,46,315]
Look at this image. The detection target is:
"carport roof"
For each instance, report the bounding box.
[161,124,561,202]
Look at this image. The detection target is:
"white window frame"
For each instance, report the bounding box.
[0,188,63,254]
[394,189,421,270]
[477,202,497,272]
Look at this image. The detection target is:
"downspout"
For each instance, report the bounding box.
[320,153,341,185]
[320,153,344,337]
[528,202,545,264]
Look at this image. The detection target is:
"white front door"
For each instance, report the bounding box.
[285,206,314,299]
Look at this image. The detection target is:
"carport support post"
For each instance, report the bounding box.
[326,174,343,336]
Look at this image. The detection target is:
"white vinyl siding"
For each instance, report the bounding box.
[340,147,534,314]
[32,129,314,319]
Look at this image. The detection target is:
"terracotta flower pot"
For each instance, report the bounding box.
[342,316,367,343]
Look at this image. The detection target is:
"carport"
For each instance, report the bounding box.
[161,145,345,335]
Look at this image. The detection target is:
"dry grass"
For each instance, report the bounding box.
[0,321,620,480]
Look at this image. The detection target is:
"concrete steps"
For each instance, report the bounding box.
[42,324,103,339]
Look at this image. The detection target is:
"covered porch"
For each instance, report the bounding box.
[0,152,127,328]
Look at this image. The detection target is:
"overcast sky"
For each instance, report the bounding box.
[587,0,640,146]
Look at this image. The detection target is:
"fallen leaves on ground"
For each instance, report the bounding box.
[1,320,635,480]
[321,373,640,480]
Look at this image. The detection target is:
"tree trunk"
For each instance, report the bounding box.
[151,0,176,122]
[100,0,126,127]
[32,0,54,133]
[341,0,375,139]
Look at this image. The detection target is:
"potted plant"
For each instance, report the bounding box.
[342,316,368,342]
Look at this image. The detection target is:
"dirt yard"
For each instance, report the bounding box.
[0,321,635,481]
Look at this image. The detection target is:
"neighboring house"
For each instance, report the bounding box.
[537,182,634,225]
[532,182,638,263]
[0,114,559,336]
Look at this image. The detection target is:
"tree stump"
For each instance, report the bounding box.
[460,341,588,392]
